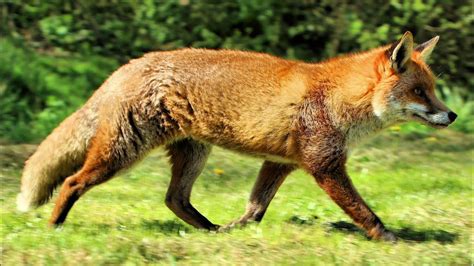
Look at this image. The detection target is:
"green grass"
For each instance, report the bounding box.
[1,129,473,265]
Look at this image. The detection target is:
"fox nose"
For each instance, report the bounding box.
[448,111,457,123]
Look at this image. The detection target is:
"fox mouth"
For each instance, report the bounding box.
[412,113,449,128]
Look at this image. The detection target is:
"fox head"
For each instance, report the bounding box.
[372,31,457,128]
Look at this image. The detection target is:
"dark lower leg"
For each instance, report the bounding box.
[314,171,395,240]
[226,161,294,228]
[165,195,217,230]
[165,139,217,230]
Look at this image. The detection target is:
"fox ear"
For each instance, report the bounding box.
[388,31,414,73]
[415,36,439,61]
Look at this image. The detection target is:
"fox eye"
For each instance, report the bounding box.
[414,87,423,96]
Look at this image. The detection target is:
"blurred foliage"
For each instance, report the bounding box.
[0,39,117,142]
[0,0,472,142]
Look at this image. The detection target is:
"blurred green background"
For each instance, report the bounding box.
[0,0,472,143]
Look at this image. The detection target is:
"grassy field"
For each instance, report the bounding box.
[1,128,473,265]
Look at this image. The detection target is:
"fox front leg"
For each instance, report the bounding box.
[300,134,396,241]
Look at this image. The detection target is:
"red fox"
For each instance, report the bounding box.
[17,32,456,241]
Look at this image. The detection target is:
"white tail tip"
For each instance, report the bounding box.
[16,193,32,212]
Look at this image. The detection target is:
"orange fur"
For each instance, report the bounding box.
[18,32,456,241]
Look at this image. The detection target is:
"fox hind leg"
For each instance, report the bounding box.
[48,120,154,226]
[48,164,113,226]
[223,161,295,230]
[165,138,218,230]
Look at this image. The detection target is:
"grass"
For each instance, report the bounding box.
[0,128,473,265]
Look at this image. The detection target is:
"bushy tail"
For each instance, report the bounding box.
[16,107,98,212]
